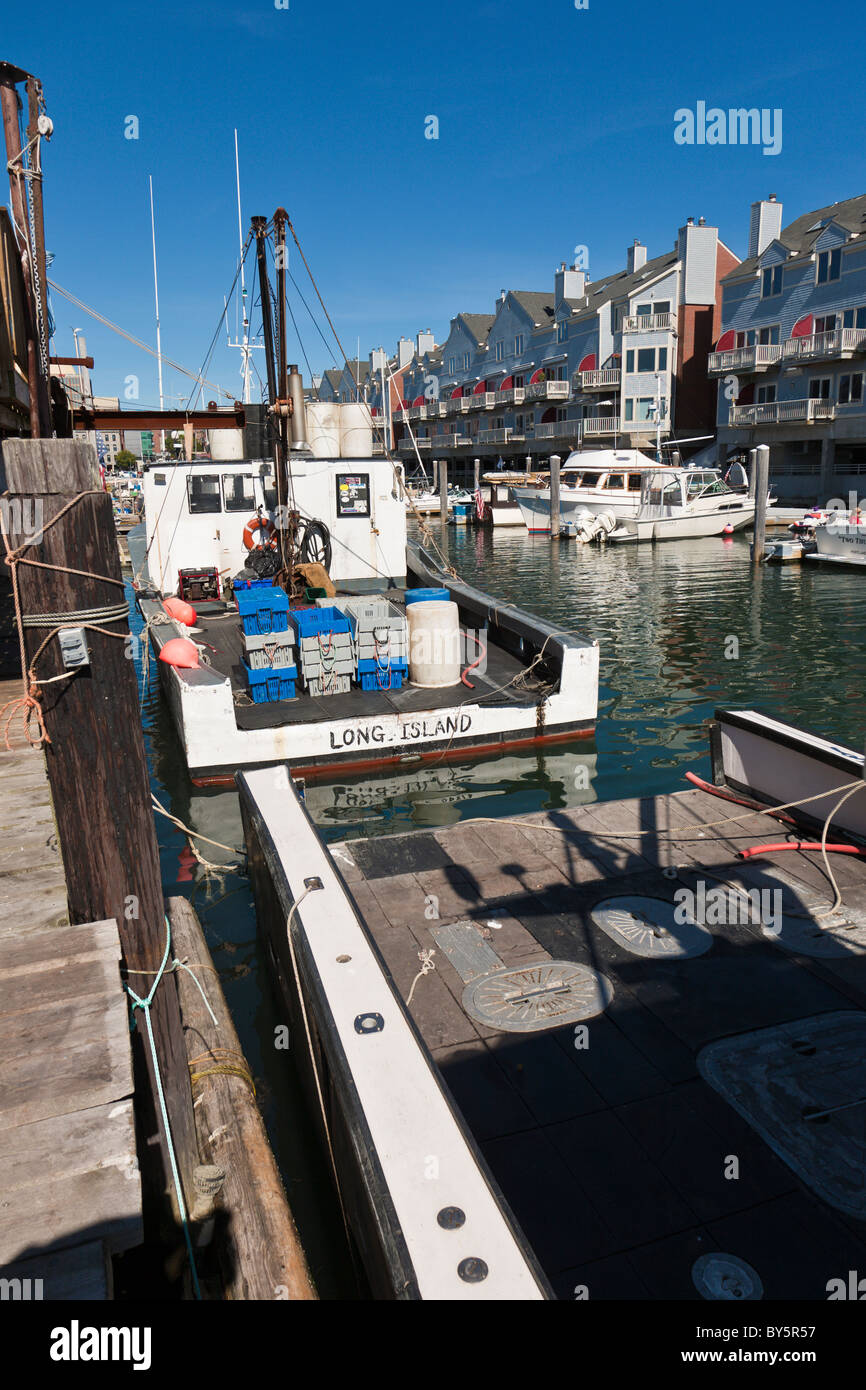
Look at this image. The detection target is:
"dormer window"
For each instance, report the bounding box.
[463,352,470,370]
[761,265,783,298]
[817,248,842,285]
[514,333,524,355]
[495,341,504,362]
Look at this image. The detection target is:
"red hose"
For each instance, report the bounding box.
[684,770,798,826]
[738,842,866,861]
[460,629,487,689]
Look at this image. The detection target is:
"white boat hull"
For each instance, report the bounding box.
[808,520,866,567]
[619,502,755,541]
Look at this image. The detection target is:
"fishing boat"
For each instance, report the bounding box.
[134,436,599,787]
[806,509,866,568]
[472,472,543,527]
[605,466,756,542]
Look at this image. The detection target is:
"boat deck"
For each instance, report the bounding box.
[193,598,544,734]
[331,786,866,1299]
[0,681,142,1296]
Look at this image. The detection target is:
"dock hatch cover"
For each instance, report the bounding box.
[692,1254,763,1301]
[462,961,613,1033]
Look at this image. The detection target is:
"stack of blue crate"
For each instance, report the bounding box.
[344,597,409,691]
[290,606,354,697]
[236,587,298,702]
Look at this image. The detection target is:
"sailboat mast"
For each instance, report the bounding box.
[234,130,251,405]
[149,175,165,451]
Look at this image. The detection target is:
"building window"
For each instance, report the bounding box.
[495,341,504,362]
[735,330,757,347]
[556,322,567,344]
[658,347,668,370]
[463,353,470,370]
[448,357,456,374]
[839,374,863,405]
[624,399,633,421]
[808,378,831,400]
[636,302,653,317]
[761,265,783,297]
[842,307,866,329]
[626,350,634,373]
[815,315,837,334]
[757,326,780,345]
[757,384,776,404]
[817,248,842,284]
[514,334,524,354]
[637,348,656,372]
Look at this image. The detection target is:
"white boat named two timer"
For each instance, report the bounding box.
[135,447,599,785]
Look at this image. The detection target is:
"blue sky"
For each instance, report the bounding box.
[6,0,865,405]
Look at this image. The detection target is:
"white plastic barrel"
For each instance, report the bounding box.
[407,600,461,687]
[340,402,373,458]
[307,402,341,458]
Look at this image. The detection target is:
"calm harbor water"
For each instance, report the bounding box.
[133,523,866,1294]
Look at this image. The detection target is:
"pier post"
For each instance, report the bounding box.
[0,438,200,1227]
[751,444,769,567]
[549,453,561,538]
[439,454,448,525]
[748,448,757,498]
[473,457,480,493]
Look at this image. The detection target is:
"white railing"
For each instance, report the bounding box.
[478,427,520,444]
[707,345,782,373]
[575,369,621,390]
[623,312,675,333]
[781,327,866,362]
[583,416,621,434]
[467,392,497,409]
[534,421,582,440]
[433,433,468,448]
[729,398,836,426]
[525,380,570,402]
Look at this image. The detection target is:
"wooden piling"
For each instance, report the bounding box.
[0,438,200,1224]
[439,454,448,524]
[166,896,317,1301]
[751,443,769,567]
[549,453,561,538]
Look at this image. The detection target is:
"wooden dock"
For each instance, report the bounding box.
[330,785,866,1300]
[0,678,142,1297]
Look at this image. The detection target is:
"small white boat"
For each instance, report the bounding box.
[806,511,866,568]
[608,467,756,542]
[512,449,664,532]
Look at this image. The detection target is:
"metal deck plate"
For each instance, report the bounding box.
[692,1254,763,1301]
[430,921,505,982]
[462,961,613,1033]
[590,894,714,959]
[698,1011,866,1219]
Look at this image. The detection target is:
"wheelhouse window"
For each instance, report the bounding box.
[817,248,842,284]
[603,473,626,489]
[579,471,602,487]
[187,474,222,514]
[761,265,783,297]
[627,473,643,491]
[222,474,256,512]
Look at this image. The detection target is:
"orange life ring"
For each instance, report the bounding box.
[242,514,277,551]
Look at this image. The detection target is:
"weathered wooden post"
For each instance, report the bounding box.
[549,453,561,538]
[748,447,758,498]
[473,457,480,493]
[0,438,200,1225]
[439,453,448,525]
[751,444,769,567]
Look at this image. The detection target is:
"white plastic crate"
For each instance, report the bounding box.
[305,672,352,697]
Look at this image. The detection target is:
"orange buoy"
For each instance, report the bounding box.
[159,637,201,669]
[163,596,197,626]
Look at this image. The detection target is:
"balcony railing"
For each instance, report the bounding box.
[432,433,467,449]
[781,327,866,363]
[477,427,523,445]
[583,415,656,435]
[399,436,433,451]
[497,387,526,407]
[728,398,836,426]
[468,391,497,410]
[707,344,783,374]
[525,380,570,402]
[533,421,582,440]
[575,368,621,390]
[623,312,675,333]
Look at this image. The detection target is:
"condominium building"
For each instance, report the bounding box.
[394,219,738,468]
[711,193,866,501]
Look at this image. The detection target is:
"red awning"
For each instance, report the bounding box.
[473,379,488,394]
[529,368,546,384]
[500,375,513,390]
[737,383,755,405]
[715,330,736,352]
[401,399,410,409]
[792,314,814,338]
[412,395,425,406]
[450,386,462,399]
[577,353,597,373]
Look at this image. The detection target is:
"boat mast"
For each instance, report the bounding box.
[148,175,165,452]
[233,130,252,404]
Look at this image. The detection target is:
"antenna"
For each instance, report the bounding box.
[225,130,264,404]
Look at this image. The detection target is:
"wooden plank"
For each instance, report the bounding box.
[0,1009,133,1128]
[166,896,316,1301]
[0,1099,142,1263]
[0,871,67,935]
[0,919,118,973]
[0,437,99,494]
[0,1240,110,1300]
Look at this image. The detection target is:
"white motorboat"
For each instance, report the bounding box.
[607,467,756,542]
[512,449,663,532]
[806,510,866,568]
